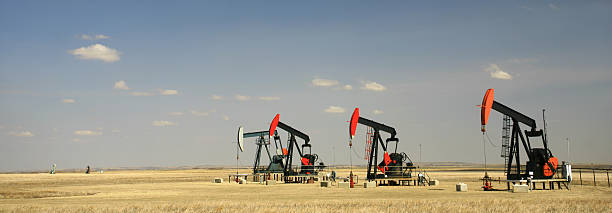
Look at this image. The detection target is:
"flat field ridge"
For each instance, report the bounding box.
[1,168,611,212]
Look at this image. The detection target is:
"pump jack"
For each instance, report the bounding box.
[349,108,415,182]
[269,114,323,176]
[238,129,285,174]
[481,88,559,180]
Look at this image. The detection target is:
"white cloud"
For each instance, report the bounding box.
[62,99,75,103]
[258,96,281,101]
[74,130,102,136]
[80,35,92,40]
[80,34,110,40]
[191,110,210,116]
[548,3,559,10]
[312,78,339,87]
[485,64,513,80]
[114,80,130,90]
[169,112,184,116]
[235,95,250,101]
[324,106,345,113]
[129,91,154,96]
[8,131,34,137]
[343,85,353,90]
[373,109,384,115]
[211,95,223,100]
[361,81,386,91]
[160,89,178,95]
[223,115,230,121]
[152,120,177,127]
[69,44,120,62]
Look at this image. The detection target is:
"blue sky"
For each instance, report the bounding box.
[1,1,611,171]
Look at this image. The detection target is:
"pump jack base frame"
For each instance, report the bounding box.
[505,178,570,190]
[284,174,319,184]
[374,177,423,186]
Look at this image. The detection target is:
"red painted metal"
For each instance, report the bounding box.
[543,157,559,177]
[377,152,392,174]
[349,108,359,139]
[301,157,310,166]
[481,88,495,132]
[269,114,280,136]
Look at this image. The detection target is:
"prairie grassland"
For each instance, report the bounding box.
[1,168,611,212]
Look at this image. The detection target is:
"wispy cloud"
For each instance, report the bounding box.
[69,44,120,62]
[373,109,384,115]
[324,106,345,113]
[191,110,211,116]
[8,131,34,137]
[152,120,177,127]
[129,91,155,96]
[342,85,353,90]
[361,81,386,91]
[160,89,178,95]
[169,112,184,116]
[211,95,223,100]
[312,78,339,87]
[235,95,250,101]
[79,34,110,40]
[485,64,513,80]
[62,99,75,103]
[114,80,130,90]
[74,130,102,136]
[258,96,280,101]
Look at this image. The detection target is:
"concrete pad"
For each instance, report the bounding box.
[456,183,468,192]
[213,178,223,183]
[265,180,276,185]
[513,184,529,193]
[338,182,351,188]
[429,180,439,186]
[320,181,330,187]
[364,181,377,188]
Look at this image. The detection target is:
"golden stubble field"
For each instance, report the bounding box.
[1,168,611,213]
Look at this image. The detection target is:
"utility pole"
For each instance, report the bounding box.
[419,144,422,167]
[566,137,570,163]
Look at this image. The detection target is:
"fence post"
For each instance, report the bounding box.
[593,170,596,186]
[579,169,582,186]
[607,171,609,188]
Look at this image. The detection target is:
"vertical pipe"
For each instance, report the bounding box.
[593,170,596,186]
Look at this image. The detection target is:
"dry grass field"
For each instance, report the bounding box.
[1,168,611,212]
